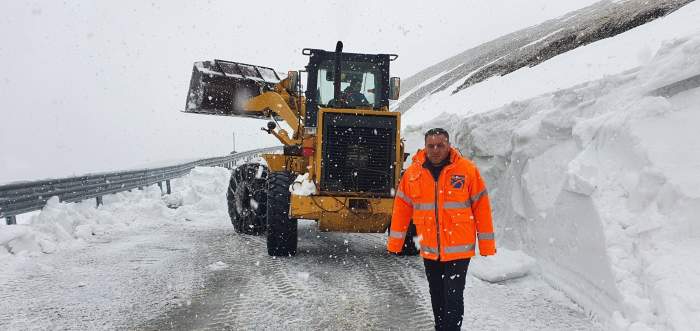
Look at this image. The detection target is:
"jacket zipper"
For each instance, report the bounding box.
[434,180,440,260]
[424,158,455,260]
[432,162,456,260]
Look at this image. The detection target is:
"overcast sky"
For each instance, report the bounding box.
[0,0,600,183]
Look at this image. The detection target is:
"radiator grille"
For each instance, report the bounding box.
[321,113,397,194]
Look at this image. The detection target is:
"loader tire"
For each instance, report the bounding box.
[266,172,297,257]
[390,221,419,256]
[227,163,268,235]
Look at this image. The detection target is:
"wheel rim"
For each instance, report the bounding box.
[236,183,255,230]
[234,183,250,215]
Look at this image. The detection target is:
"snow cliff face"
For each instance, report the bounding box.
[405,27,700,331]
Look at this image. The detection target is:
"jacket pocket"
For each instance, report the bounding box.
[443,209,476,246]
[444,208,472,223]
[407,178,423,199]
[411,214,436,248]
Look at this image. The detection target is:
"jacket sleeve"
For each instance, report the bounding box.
[387,175,413,253]
[470,166,496,256]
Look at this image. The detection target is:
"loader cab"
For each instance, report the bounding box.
[303,48,397,128]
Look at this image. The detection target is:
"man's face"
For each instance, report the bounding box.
[425,134,450,165]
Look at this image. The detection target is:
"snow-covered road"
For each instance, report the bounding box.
[0,220,206,329]
[0,169,601,330]
[140,222,601,330]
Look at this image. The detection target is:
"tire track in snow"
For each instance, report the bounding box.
[0,223,205,330]
[297,229,432,330]
[134,219,600,330]
[314,231,436,329]
[139,221,435,330]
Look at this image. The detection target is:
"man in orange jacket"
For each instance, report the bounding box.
[387,128,496,331]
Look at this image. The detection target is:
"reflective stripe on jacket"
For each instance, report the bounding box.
[387,147,496,261]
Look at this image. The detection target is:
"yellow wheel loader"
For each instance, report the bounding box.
[184,41,418,257]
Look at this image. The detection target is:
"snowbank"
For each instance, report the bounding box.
[0,167,231,259]
[409,21,700,331]
[470,248,536,283]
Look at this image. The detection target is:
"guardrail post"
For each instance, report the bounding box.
[96,196,103,207]
[166,180,171,194]
[6,216,16,225]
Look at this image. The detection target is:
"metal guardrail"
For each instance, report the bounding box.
[0,146,282,225]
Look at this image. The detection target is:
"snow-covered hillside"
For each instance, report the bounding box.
[403,2,700,329]
[397,0,693,117]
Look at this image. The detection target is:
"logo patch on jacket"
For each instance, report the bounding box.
[450,175,465,189]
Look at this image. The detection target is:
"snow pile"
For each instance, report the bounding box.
[166,166,231,222]
[0,166,231,258]
[408,14,700,331]
[290,173,317,196]
[470,248,536,283]
[207,261,229,271]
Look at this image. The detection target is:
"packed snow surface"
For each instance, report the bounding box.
[404,4,700,329]
[207,261,230,271]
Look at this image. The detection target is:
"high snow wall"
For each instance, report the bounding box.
[404,32,700,330]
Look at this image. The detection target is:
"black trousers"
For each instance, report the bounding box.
[423,258,471,331]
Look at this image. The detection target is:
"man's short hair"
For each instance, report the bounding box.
[424,128,449,141]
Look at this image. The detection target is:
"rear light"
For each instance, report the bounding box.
[302,147,315,157]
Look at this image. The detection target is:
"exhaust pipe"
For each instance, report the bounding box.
[333,41,343,104]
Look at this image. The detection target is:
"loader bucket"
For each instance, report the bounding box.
[184,60,281,119]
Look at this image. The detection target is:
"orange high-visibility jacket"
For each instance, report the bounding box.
[387,147,496,261]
